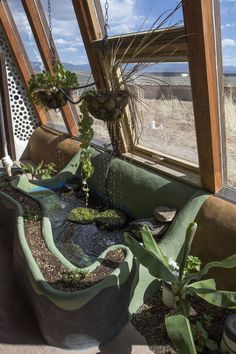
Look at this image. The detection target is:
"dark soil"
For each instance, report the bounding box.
[0,183,41,216]
[52,248,125,291]
[0,182,126,291]
[132,290,236,354]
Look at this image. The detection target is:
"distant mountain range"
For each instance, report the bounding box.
[30,61,236,75]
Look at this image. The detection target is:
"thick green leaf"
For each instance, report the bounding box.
[184,253,236,284]
[178,222,197,282]
[165,314,197,354]
[141,225,169,267]
[124,232,176,282]
[187,278,236,309]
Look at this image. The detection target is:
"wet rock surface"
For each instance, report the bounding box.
[153,206,177,223]
[127,218,168,240]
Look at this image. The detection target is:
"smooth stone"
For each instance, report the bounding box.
[153,206,177,223]
[127,218,168,240]
[95,209,127,229]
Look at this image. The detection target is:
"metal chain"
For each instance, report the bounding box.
[47,0,56,65]
[104,0,110,40]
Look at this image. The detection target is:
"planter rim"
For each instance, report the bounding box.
[0,186,133,310]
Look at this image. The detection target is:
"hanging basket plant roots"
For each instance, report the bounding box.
[34,89,72,110]
[84,89,129,122]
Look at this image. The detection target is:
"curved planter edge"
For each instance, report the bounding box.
[0,187,159,349]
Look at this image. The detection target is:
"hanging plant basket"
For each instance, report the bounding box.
[84,89,129,122]
[33,88,72,110]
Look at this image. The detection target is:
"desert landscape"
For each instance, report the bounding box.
[48,72,236,188]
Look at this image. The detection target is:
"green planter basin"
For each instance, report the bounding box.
[0,189,159,350]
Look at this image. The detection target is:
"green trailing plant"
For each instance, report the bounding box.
[27,62,79,109]
[78,100,94,207]
[20,161,57,180]
[124,223,236,354]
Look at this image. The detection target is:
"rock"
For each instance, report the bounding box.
[127,218,168,240]
[95,209,127,230]
[153,206,177,223]
[67,207,99,224]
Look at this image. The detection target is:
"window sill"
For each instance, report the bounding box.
[123,151,201,188]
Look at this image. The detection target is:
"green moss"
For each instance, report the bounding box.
[95,209,127,229]
[67,207,99,224]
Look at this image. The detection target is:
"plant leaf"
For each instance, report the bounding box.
[178,222,197,282]
[141,225,169,267]
[165,314,197,354]
[124,232,176,282]
[184,253,236,284]
[187,278,236,309]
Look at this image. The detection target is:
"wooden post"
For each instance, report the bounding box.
[0,0,48,125]
[22,0,78,136]
[182,0,223,192]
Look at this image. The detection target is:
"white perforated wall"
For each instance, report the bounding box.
[0,27,39,159]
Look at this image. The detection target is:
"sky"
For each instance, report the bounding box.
[6,0,236,70]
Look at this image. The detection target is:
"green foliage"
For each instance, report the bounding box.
[191,319,218,353]
[124,223,236,353]
[78,100,94,207]
[24,211,41,222]
[39,162,57,179]
[184,255,201,275]
[62,270,88,283]
[20,161,57,180]
[27,62,79,105]
[20,161,44,179]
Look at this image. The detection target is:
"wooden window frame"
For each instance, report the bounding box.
[21,0,78,136]
[84,0,223,192]
[0,0,224,193]
[0,0,48,125]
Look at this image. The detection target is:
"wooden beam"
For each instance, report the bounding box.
[21,0,78,136]
[91,27,188,63]
[72,0,128,154]
[0,0,48,125]
[182,0,222,193]
[0,50,16,159]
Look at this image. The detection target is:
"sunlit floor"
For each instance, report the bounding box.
[0,227,152,354]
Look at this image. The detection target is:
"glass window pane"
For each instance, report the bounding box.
[128,62,198,164]
[100,0,183,36]
[219,0,236,187]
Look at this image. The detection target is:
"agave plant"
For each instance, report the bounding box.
[125,223,236,354]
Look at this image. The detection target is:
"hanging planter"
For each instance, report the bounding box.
[27,62,79,110]
[83,89,129,122]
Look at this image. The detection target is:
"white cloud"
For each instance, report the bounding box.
[100,0,144,34]
[63,47,78,53]
[226,23,236,27]
[222,38,236,47]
